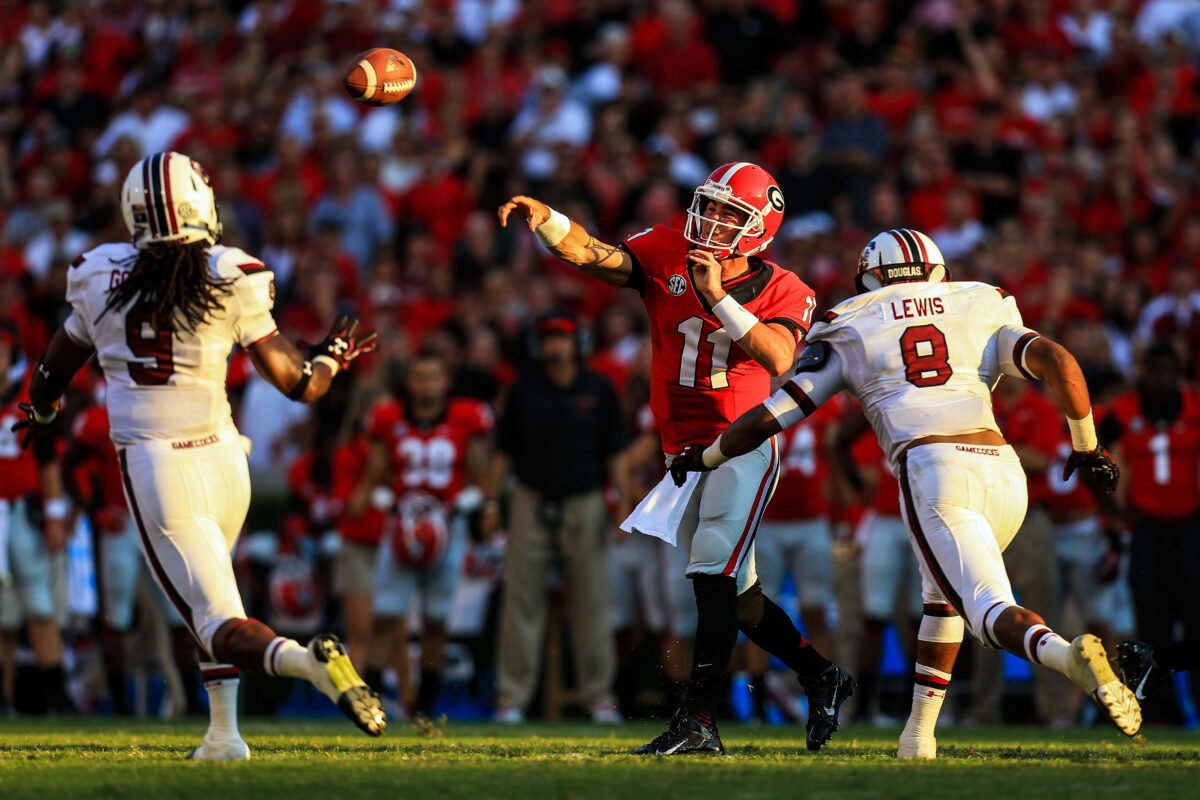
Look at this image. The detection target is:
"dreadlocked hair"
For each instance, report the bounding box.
[98,241,232,331]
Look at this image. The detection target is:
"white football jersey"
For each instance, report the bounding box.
[765,281,1040,466]
[63,242,278,446]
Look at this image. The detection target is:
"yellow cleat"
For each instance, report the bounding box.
[1067,634,1142,736]
[308,633,387,736]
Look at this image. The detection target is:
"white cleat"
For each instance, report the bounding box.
[493,705,525,724]
[187,734,251,761]
[1065,633,1142,736]
[896,732,936,759]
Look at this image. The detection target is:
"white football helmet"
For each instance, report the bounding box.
[121,151,222,248]
[856,228,947,293]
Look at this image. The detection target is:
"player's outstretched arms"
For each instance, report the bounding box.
[1023,336,1119,493]
[497,195,632,287]
[248,315,377,404]
[13,327,95,448]
[670,405,782,486]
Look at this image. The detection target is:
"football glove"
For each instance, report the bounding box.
[670,443,714,487]
[10,401,57,450]
[310,315,379,371]
[1063,446,1120,495]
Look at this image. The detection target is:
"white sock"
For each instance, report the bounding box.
[902,663,951,740]
[264,636,313,681]
[1024,626,1072,674]
[200,662,241,739]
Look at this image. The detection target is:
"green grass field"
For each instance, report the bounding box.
[1,719,1198,799]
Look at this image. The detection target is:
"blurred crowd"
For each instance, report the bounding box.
[1,0,1199,724]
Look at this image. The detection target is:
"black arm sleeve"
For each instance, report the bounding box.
[618,244,645,297]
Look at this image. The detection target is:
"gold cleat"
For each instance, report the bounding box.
[308,633,387,736]
[1067,634,1142,736]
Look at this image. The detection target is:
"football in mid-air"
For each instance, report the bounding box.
[342,48,417,106]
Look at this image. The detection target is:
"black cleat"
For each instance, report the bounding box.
[801,664,854,751]
[633,708,725,755]
[1117,640,1164,702]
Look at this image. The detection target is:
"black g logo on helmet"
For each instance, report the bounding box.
[767,185,784,212]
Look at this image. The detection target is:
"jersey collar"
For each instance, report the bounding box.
[690,256,773,313]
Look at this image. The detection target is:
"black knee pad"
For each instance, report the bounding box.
[737,580,764,629]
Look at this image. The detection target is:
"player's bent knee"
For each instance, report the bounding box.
[918,613,964,644]
[736,580,764,629]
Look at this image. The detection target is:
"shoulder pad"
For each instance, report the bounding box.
[795,341,832,374]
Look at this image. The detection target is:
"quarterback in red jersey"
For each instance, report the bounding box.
[355,350,492,717]
[499,163,850,755]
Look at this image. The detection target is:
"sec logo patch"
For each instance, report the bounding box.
[667,274,687,296]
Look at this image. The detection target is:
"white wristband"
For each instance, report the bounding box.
[313,354,340,376]
[33,407,57,425]
[701,435,730,469]
[44,498,70,521]
[1067,410,1098,453]
[712,295,759,341]
[534,207,571,248]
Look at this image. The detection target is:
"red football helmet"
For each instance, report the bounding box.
[269,554,323,621]
[392,492,450,571]
[684,162,785,259]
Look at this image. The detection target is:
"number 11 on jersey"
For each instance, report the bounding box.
[677,316,732,389]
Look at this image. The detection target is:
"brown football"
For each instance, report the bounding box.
[342,48,417,106]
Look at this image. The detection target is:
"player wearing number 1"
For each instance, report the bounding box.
[499,163,853,756]
[12,152,384,759]
[671,228,1143,757]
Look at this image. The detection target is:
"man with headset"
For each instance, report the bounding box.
[488,310,627,723]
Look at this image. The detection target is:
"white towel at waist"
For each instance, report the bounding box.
[619,470,700,546]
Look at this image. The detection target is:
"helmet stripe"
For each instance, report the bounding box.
[142,156,158,237]
[895,228,922,262]
[162,154,178,235]
[905,229,929,262]
[716,161,751,186]
[887,229,911,261]
[148,153,171,237]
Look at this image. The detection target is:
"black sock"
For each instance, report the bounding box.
[687,575,739,720]
[40,665,68,714]
[740,596,831,680]
[416,669,442,717]
[855,670,877,720]
[364,667,385,694]
[106,669,130,715]
[750,673,768,720]
[1155,638,1200,673]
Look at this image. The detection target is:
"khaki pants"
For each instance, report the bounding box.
[497,484,614,711]
[967,505,1071,723]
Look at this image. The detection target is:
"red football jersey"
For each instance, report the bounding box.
[1105,388,1200,520]
[332,436,386,547]
[993,386,1061,507]
[366,397,493,504]
[764,396,843,521]
[1042,436,1098,518]
[621,225,817,453]
[69,404,126,511]
[851,431,901,516]
[0,372,41,500]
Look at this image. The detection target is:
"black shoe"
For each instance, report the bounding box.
[633,708,725,755]
[801,665,853,752]
[1117,640,1163,702]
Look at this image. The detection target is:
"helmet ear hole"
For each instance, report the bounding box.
[856,270,882,293]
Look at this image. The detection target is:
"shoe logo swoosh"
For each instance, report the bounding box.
[1134,671,1149,699]
[664,740,686,755]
